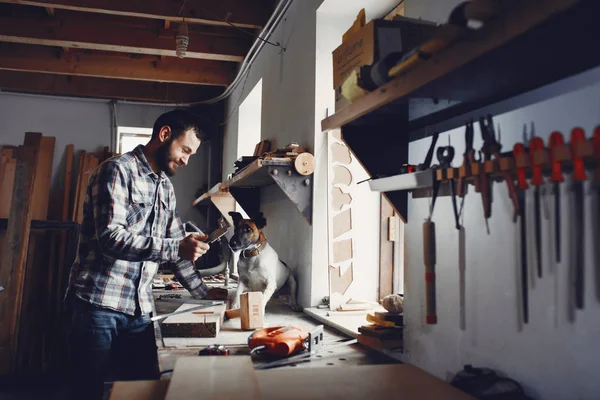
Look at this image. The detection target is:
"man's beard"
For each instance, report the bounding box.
[156,141,178,177]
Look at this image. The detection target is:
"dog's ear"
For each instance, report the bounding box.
[254,212,267,230]
[228,211,243,226]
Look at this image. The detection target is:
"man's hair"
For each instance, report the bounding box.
[151,109,208,142]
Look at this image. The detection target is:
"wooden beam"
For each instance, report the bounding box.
[0,0,273,29]
[0,43,234,85]
[0,133,42,375]
[0,16,248,62]
[0,70,224,103]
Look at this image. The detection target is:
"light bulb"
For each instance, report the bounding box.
[176,21,189,59]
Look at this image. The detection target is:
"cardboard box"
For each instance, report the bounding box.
[240,292,264,330]
[332,17,437,111]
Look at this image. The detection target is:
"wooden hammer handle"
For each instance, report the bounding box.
[423,221,437,324]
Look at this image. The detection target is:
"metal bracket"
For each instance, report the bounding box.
[268,166,313,225]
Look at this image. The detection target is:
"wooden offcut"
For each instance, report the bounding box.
[240,292,264,330]
[0,132,42,375]
[161,304,226,338]
[110,380,170,400]
[333,238,353,264]
[164,357,260,400]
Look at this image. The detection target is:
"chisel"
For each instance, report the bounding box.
[528,137,545,279]
[548,132,565,263]
[570,127,587,310]
[513,143,529,324]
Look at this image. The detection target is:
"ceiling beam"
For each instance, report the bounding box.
[0,0,273,29]
[0,16,248,62]
[0,70,224,103]
[0,43,235,86]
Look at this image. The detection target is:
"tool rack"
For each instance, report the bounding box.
[320,0,600,222]
[192,157,314,225]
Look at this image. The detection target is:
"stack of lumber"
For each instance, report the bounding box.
[357,311,403,351]
[0,136,115,377]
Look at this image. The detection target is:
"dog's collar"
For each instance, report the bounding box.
[241,233,267,258]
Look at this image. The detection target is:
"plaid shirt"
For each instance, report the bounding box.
[67,145,208,316]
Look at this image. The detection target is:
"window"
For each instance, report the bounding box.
[117,126,152,154]
[237,79,262,158]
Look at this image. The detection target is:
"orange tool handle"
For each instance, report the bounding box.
[512,143,529,190]
[570,127,587,182]
[423,220,437,325]
[594,126,600,181]
[548,131,565,183]
[528,137,545,185]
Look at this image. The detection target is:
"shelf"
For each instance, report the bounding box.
[321,0,598,133]
[319,0,600,222]
[195,157,314,225]
[191,184,236,226]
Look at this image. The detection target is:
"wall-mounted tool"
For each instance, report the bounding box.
[458,120,479,197]
[513,142,529,324]
[569,127,587,310]
[593,126,600,302]
[480,115,520,221]
[529,136,545,279]
[548,132,565,264]
[437,145,460,230]
[417,132,440,171]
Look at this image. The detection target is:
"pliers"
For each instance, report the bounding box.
[479,115,520,220]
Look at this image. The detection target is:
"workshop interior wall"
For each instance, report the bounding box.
[0,92,209,225]
[404,2,600,397]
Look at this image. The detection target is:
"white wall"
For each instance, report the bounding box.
[0,92,208,223]
[403,1,600,398]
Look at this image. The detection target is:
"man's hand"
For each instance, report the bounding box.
[205,287,229,301]
[178,233,210,262]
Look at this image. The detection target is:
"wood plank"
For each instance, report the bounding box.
[31,136,56,220]
[0,132,42,375]
[0,148,16,219]
[240,292,264,330]
[164,356,260,400]
[0,43,235,86]
[61,144,74,220]
[110,380,170,400]
[0,0,273,29]
[0,70,225,103]
[0,16,248,62]
[255,364,475,400]
[161,304,226,338]
[379,195,394,300]
[70,151,85,222]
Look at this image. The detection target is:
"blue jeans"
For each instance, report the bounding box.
[67,297,159,400]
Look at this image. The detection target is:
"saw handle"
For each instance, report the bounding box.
[512,143,529,190]
[570,128,587,182]
[528,137,545,185]
[549,131,565,183]
[423,221,437,325]
[593,126,600,181]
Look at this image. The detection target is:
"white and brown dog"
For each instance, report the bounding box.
[228,211,302,313]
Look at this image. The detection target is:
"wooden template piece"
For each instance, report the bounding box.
[332,130,342,141]
[333,238,353,264]
[165,356,260,400]
[331,142,352,164]
[0,133,42,375]
[331,187,352,211]
[329,263,354,296]
[332,208,352,239]
[332,165,353,186]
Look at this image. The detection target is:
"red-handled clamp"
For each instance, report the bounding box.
[512,143,529,190]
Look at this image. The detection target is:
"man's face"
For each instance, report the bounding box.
[157,128,201,176]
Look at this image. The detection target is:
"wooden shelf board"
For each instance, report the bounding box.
[321,0,596,133]
[223,158,294,189]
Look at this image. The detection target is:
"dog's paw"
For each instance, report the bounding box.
[290,304,303,313]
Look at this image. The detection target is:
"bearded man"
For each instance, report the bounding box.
[65,109,227,400]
